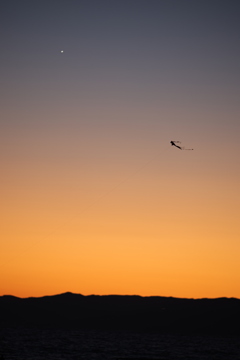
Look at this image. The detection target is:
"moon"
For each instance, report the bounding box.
[60,50,64,53]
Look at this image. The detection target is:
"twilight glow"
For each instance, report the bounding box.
[1,0,240,298]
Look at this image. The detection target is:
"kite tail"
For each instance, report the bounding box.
[182,147,194,150]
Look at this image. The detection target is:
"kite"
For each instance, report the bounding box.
[170,141,193,150]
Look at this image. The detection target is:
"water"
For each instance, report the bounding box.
[0,328,239,360]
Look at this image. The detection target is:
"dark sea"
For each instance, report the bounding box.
[0,328,239,360]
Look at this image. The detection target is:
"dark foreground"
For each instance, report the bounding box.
[1,327,240,360]
[0,293,240,359]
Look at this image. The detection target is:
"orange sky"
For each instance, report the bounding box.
[1,106,240,298]
[1,1,240,298]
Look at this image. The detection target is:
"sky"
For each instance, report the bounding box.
[1,0,240,299]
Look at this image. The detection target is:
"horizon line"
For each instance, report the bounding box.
[1,291,239,301]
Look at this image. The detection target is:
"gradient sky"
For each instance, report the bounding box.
[1,0,240,298]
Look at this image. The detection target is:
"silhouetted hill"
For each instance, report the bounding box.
[0,293,239,334]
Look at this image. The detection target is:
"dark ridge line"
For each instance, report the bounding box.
[1,291,240,334]
[1,292,239,300]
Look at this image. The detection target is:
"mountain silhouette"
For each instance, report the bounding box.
[0,293,239,334]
